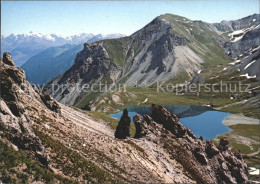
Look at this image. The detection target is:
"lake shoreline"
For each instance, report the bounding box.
[111,105,231,140]
[222,114,260,126]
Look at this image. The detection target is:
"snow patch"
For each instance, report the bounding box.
[143,98,148,103]
[209,76,219,80]
[137,98,148,105]
[249,167,259,175]
[240,73,256,79]
[228,30,244,38]
[232,35,243,42]
[251,46,260,53]
[228,24,260,43]
[244,60,256,70]
[229,60,241,65]
[44,35,55,41]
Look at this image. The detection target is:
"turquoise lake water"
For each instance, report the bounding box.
[110,105,231,140]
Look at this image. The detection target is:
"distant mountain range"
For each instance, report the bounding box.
[21,44,84,85]
[1,32,125,66]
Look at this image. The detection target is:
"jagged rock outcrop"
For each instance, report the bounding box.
[133,114,147,138]
[206,14,260,33]
[3,52,15,66]
[205,140,219,158]
[43,42,122,106]
[0,52,50,166]
[0,100,49,166]
[151,104,197,138]
[218,136,230,151]
[114,109,131,139]
[129,104,249,183]
[40,93,61,113]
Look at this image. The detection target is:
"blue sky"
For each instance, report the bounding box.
[1,0,259,36]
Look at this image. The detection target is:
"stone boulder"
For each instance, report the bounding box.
[193,147,208,165]
[151,104,196,138]
[2,52,15,66]
[115,109,131,139]
[40,93,61,113]
[205,140,219,158]
[133,114,147,138]
[219,137,230,151]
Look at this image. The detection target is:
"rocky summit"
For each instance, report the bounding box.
[45,14,260,109]
[116,104,249,183]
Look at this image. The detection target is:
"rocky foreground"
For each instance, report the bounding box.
[0,52,249,183]
[116,106,249,183]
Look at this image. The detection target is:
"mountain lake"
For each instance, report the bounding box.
[110,105,231,140]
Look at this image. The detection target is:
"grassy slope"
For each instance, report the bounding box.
[160,14,233,66]
[92,86,249,114]
[0,127,126,183]
[198,64,260,118]
[0,140,75,184]
[101,37,129,68]
[34,129,122,183]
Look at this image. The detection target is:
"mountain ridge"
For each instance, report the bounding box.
[44,13,260,107]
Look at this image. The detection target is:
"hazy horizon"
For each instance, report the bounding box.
[1,0,259,36]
